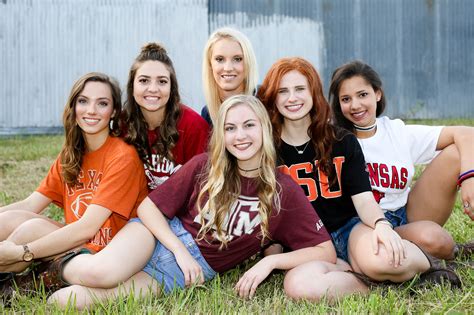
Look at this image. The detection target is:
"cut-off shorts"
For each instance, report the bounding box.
[129,217,216,293]
[330,206,408,263]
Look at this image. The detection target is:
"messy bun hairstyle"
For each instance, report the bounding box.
[122,42,182,166]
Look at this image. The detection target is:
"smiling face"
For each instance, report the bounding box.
[338,75,381,128]
[275,70,313,124]
[224,103,263,171]
[75,81,114,148]
[133,60,171,125]
[211,38,245,99]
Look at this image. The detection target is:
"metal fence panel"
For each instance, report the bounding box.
[1,0,472,135]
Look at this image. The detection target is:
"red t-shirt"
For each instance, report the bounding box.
[37,136,148,252]
[144,104,209,190]
[148,153,331,272]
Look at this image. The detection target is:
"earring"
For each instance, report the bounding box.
[109,120,114,129]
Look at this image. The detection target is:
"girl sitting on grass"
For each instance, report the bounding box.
[329,60,474,260]
[0,72,148,276]
[48,95,336,310]
[257,57,461,302]
[5,42,210,296]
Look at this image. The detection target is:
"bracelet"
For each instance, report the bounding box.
[458,169,474,179]
[457,172,474,187]
[374,217,393,229]
[376,221,394,229]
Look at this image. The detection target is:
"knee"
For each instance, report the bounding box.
[48,285,88,310]
[414,227,455,259]
[8,218,48,243]
[441,144,460,164]
[73,261,122,288]
[284,267,326,301]
[0,211,29,239]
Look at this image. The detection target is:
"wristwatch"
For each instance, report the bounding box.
[22,244,34,262]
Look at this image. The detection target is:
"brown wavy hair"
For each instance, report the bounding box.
[60,72,122,185]
[257,57,338,182]
[122,43,181,166]
[329,60,386,133]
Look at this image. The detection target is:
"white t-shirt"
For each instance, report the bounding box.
[358,116,443,211]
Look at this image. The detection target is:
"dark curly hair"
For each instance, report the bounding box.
[121,43,181,166]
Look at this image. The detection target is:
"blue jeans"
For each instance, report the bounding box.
[330,206,408,262]
[129,217,216,293]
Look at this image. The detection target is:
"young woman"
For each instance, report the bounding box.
[329,60,474,260]
[256,57,461,302]
[48,94,336,309]
[201,27,258,125]
[14,43,211,294]
[0,72,148,274]
[123,43,210,191]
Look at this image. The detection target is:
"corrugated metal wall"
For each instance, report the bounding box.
[0,0,208,134]
[1,0,472,135]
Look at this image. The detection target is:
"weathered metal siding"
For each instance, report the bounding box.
[0,0,208,134]
[209,0,474,119]
[1,0,473,135]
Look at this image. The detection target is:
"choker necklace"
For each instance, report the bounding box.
[353,121,377,132]
[293,141,310,155]
[238,165,260,172]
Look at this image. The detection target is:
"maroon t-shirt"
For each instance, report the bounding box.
[148,153,331,272]
[144,105,209,190]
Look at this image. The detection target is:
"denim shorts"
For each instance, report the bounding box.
[330,206,408,263]
[129,217,216,293]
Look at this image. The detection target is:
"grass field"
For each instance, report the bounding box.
[0,119,473,313]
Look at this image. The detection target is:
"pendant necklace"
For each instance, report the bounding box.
[293,141,310,155]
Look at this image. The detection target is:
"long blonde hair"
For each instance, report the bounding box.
[196,95,280,248]
[202,27,258,123]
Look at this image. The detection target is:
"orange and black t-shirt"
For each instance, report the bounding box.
[37,136,148,252]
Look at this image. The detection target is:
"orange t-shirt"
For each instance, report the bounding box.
[37,136,148,252]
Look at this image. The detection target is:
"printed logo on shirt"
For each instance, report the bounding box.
[278,156,345,202]
[372,190,386,203]
[66,169,103,196]
[315,219,324,231]
[145,155,182,190]
[70,192,93,219]
[193,195,261,241]
[366,163,408,190]
[89,227,112,247]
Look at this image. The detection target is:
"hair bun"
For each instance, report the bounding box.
[141,42,167,54]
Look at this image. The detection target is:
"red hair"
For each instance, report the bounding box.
[257,57,337,182]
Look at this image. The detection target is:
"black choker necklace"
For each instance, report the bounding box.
[238,165,260,172]
[353,121,377,132]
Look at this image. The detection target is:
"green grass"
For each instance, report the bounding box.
[0,127,473,313]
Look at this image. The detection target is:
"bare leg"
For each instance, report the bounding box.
[284,259,368,302]
[0,218,61,272]
[407,144,459,225]
[0,210,62,241]
[47,271,159,310]
[395,221,455,259]
[348,224,429,282]
[62,221,156,288]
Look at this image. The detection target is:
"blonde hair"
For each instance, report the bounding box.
[196,95,279,248]
[202,27,258,123]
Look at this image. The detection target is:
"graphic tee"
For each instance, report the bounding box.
[358,116,442,211]
[277,133,372,232]
[144,105,209,190]
[37,136,148,252]
[148,153,331,272]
